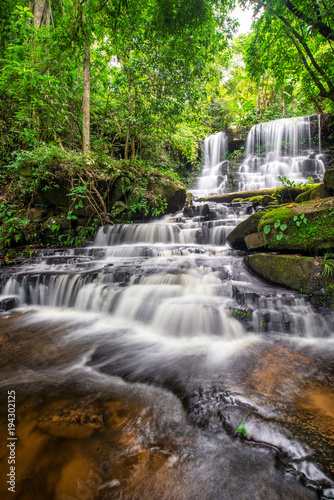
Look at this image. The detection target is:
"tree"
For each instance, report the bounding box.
[242,0,334,107]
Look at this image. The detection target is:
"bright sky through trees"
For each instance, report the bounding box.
[233,5,253,36]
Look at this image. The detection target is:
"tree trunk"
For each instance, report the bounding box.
[34,0,51,28]
[82,40,91,152]
[34,0,44,27]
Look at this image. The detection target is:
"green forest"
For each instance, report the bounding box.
[1,0,334,252]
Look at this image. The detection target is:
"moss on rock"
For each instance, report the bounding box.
[245,253,334,306]
[324,169,334,191]
[273,186,304,203]
[245,254,317,293]
[257,197,334,251]
[309,183,332,200]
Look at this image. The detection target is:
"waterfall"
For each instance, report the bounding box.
[192,131,229,196]
[238,115,325,191]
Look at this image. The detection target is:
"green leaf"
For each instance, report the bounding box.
[263,225,271,234]
[296,221,301,227]
[280,224,287,232]
[276,232,283,240]
[300,214,305,220]
[274,220,281,229]
[293,216,298,222]
[235,420,248,437]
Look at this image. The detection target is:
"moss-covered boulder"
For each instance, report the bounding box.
[257,197,334,251]
[309,183,332,200]
[245,253,334,306]
[295,189,314,203]
[324,169,334,191]
[155,177,186,213]
[227,211,267,250]
[273,186,304,203]
[245,254,317,293]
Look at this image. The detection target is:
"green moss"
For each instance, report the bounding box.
[245,254,316,293]
[257,198,334,251]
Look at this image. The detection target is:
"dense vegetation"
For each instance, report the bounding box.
[0,0,333,252]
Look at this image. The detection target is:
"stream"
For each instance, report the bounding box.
[0,116,333,500]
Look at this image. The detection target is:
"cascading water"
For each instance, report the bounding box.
[0,121,334,500]
[238,115,325,191]
[192,131,229,196]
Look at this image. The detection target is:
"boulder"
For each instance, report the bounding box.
[309,183,332,200]
[246,195,276,207]
[245,253,334,306]
[44,216,71,231]
[295,189,314,203]
[155,177,187,213]
[257,197,334,251]
[227,211,267,250]
[0,296,18,312]
[273,187,304,203]
[324,169,334,191]
[245,254,317,293]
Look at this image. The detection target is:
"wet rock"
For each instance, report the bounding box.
[245,254,334,305]
[38,402,104,438]
[0,296,18,311]
[227,211,266,250]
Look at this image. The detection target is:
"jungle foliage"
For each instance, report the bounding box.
[1,0,334,252]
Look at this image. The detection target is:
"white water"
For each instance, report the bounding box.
[239,115,325,191]
[192,131,229,196]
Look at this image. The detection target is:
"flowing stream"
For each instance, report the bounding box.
[0,118,334,500]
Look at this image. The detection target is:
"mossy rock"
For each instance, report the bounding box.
[227,211,267,250]
[246,195,276,207]
[44,215,71,231]
[324,169,334,191]
[309,183,332,200]
[295,189,314,203]
[109,175,129,206]
[155,177,187,213]
[273,186,304,203]
[27,209,48,223]
[245,254,334,307]
[197,188,276,204]
[257,197,334,252]
[231,198,244,203]
[245,254,317,293]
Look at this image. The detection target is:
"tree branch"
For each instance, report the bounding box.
[284,1,334,41]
